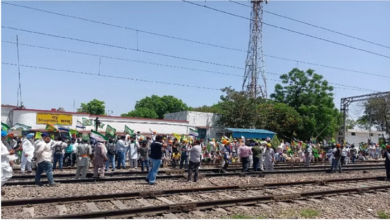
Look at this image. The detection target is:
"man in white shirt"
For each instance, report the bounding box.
[187,140,202,182]
[35,133,58,186]
[2,131,14,195]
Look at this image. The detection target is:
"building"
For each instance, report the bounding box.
[1,105,220,139]
[164,111,223,140]
[337,129,386,144]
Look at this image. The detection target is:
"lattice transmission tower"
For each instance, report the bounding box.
[242,0,267,98]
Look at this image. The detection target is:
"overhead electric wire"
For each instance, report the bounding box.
[183,0,390,60]
[229,0,390,50]
[2,40,377,93]
[2,3,389,79]
[1,62,221,90]
[2,26,244,70]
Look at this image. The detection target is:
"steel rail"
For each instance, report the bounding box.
[38,183,390,219]
[2,176,385,207]
[10,160,383,170]
[9,164,384,180]
[4,167,385,186]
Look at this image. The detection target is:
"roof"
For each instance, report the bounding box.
[1,104,17,108]
[227,128,276,134]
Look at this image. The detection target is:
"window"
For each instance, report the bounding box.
[197,128,207,140]
[351,132,356,136]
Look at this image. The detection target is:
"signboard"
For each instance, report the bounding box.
[36,113,73,125]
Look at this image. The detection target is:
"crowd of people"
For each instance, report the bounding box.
[1,130,390,194]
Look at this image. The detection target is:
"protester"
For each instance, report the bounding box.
[139,140,149,172]
[251,142,262,171]
[264,143,275,171]
[332,144,342,173]
[180,142,189,169]
[75,136,92,179]
[20,133,34,174]
[171,151,181,168]
[146,135,166,185]
[116,135,128,169]
[35,133,58,186]
[384,145,390,181]
[128,136,139,169]
[1,131,14,195]
[238,142,251,172]
[305,142,312,167]
[52,137,67,171]
[187,140,202,182]
[259,142,266,171]
[63,140,73,167]
[93,140,108,178]
[71,138,78,167]
[105,138,116,172]
[220,140,231,173]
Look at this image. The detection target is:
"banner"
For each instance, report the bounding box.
[124,125,134,134]
[189,128,199,137]
[91,130,108,142]
[1,122,10,131]
[45,123,58,132]
[76,120,85,129]
[37,113,72,125]
[106,125,116,137]
[82,118,92,126]
[35,131,42,139]
[99,123,105,129]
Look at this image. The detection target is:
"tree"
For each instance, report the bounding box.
[134,95,190,119]
[358,94,390,135]
[217,87,264,128]
[270,68,340,141]
[77,99,105,115]
[256,101,303,141]
[121,107,159,119]
[346,118,357,129]
[191,103,222,114]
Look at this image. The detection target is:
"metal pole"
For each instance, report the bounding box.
[95,117,99,131]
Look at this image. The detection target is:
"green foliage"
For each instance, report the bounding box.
[271,68,340,140]
[77,99,105,115]
[218,87,264,128]
[126,95,190,119]
[121,107,159,119]
[378,211,389,219]
[359,94,390,136]
[256,101,303,140]
[191,103,222,114]
[300,209,320,218]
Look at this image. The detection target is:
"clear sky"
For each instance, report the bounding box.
[2,1,389,118]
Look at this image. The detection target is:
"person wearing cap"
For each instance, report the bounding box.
[264,143,275,171]
[220,140,231,173]
[75,136,92,179]
[35,133,58,186]
[93,140,108,178]
[331,144,342,173]
[251,142,262,171]
[128,135,139,169]
[116,135,129,169]
[21,133,35,174]
[146,135,167,185]
[383,145,390,181]
[1,131,14,193]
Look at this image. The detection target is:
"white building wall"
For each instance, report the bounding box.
[346,129,386,144]
[1,105,16,125]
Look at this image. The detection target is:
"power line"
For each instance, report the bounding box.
[2,62,221,90]
[2,40,377,92]
[183,0,390,60]
[2,3,389,79]
[2,26,244,70]
[229,0,390,50]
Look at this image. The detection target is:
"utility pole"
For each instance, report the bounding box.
[16,35,23,108]
[242,0,267,98]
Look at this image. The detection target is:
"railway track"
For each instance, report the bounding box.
[5,165,385,186]
[3,176,388,219]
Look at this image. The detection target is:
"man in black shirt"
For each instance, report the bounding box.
[146,135,166,185]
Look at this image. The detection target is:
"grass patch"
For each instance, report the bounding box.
[300,209,320,218]
[378,211,389,219]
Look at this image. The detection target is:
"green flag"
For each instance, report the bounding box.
[82,118,92,126]
[270,135,280,148]
[106,125,116,137]
[99,123,105,129]
[1,122,10,131]
[124,125,134,134]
